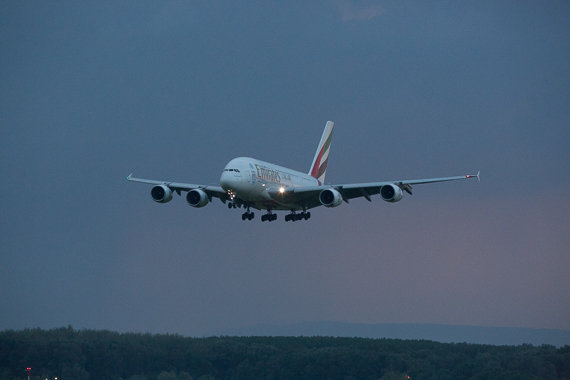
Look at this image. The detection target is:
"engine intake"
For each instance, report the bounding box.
[186,189,209,208]
[319,188,343,207]
[380,184,403,203]
[151,185,173,203]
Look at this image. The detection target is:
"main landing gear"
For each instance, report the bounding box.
[236,204,310,222]
[241,205,254,221]
[285,211,310,222]
[261,212,277,222]
[241,211,254,220]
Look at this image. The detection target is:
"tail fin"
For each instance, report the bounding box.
[309,121,334,185]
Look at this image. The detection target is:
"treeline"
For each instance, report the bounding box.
[1,327,569,380]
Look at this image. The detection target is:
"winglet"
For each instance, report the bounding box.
[465,171,480,182]
[127,173,133,181]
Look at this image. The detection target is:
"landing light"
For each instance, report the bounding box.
[279,186,285,194]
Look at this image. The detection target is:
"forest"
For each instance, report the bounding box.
[1,327,568,380]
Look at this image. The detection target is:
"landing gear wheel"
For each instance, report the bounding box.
[286,211,310,221]
[262,213,277,222]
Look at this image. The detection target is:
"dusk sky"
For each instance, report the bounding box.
[1,1,569,337]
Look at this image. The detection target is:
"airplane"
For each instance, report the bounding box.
[127,121,479,222]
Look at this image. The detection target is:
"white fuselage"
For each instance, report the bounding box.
[219,157,319,210]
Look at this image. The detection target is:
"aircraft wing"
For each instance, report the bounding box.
[126,174,229,201]
[280,172,479,208]
[337,173,480,201]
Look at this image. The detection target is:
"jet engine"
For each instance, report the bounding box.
[319,188,343,207]
[380,184,403,203]
[186,189,209,208]
[150,185,173,203]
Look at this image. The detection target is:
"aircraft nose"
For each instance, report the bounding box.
[220,171,230,190]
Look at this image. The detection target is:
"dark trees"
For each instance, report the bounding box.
[1,328,568,380]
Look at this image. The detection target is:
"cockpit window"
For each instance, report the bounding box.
[224,169,241,172]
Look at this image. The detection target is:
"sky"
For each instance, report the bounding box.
[1,1,569,337]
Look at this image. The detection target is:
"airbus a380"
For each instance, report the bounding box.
[127,121,479,222]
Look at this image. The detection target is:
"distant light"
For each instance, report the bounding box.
[279,186,285,194]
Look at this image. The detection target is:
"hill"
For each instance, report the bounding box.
[213,321,570,347]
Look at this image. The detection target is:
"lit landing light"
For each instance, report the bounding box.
[226,190,236,200]
[279,186,285,194]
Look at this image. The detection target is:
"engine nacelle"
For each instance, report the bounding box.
[319,188,343,208]
[186,189,209,208]
[380,184,403,203]
[150,185,173,203]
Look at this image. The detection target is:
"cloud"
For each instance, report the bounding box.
[337,0,384,21]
